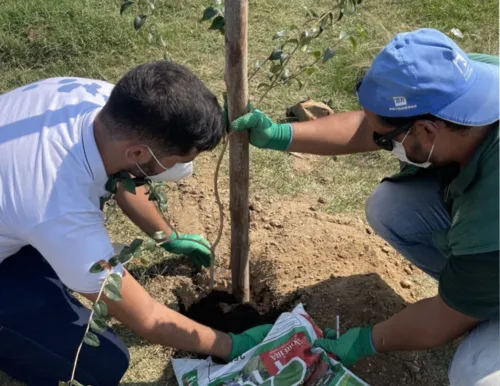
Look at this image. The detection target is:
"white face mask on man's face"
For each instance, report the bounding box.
[391,130,434,168]
[146,162,193,182]
[136,145,194,182]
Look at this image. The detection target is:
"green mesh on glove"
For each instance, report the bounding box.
[312,326,377,366]
[230,109,292,151]
[228,324,273,361]
[160,232,212,268]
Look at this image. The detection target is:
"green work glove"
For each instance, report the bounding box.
[230,109,292,151]
[160,232,212,268]
[228,324,273,361]
[312,327,377,366]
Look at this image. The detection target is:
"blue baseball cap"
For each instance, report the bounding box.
[357,28,499,126]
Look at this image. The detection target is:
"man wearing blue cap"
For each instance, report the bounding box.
[231,28,499,385]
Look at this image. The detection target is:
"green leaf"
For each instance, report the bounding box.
[153,231,166,241]
[267,72,274,81]
[93,301,108,318]
[130,239,143,254]
[90,317,107,333]
[108,256,120,267]
[269,48,282,61]
[208,15,225,31]
[301,44,309,52]
[201,7,218,22]
[148,190,159,201]
[147,32,154,44]
[104,282,122,301]
[337,9,344,21]
[310,50,322,59]
[83,331,100,347]
[253,61,261,70]
[134,15,147,31]
[349,36,358,50]
[281,68,291,80]
[270,64,282,74]
[299,31,314,48]
[158,192,167,206]
[304,67,317,75]
[121,178,136,194]
[322,47,336,63]
[272,31,285,40]
[108,273,123,290]
[279,54,289,65]
[356,25,367,40]
[118,245,132,259]
[120,1,134,15]
[89,262,105,273]
[144,238,156,251]
[105,176,118,194]
[140,257,149,265]
[257,83,270,90]
[339,31,349,41]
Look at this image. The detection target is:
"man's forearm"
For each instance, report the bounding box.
[145,302,232,359]
[115,184,173,238]
[287,110,380,155]
[82,269,232,360]
[371,295,480,353]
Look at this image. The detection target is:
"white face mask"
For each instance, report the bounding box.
[391,130,434,168]
[136,145,193,182]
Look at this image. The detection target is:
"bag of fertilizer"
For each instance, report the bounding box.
[172,303,369,385]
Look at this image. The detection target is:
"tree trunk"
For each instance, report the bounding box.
[225,0,250,303]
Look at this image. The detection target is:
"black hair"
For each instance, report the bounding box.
[100,60,225,155]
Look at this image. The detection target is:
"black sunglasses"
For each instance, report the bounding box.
[372,122,413,151]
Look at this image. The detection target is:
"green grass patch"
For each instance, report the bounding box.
[0,0,496,213]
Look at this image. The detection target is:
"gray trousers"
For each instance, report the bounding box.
[365,174,500,385]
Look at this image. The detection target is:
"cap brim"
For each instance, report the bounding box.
[435,61,499,126]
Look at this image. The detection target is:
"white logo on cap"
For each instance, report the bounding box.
[393,96,407,107]
[389,96,417,111]
[453,52,473,80]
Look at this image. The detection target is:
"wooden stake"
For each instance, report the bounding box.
[225,0,250,303]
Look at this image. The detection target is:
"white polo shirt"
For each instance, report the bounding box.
[0,77,123,293]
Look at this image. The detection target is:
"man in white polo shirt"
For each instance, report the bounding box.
[0,61,270,385]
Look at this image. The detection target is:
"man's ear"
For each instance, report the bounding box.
[124,144,149,164]
[416,119,440,139]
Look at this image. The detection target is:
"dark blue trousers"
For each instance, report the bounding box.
[0,246,129,385]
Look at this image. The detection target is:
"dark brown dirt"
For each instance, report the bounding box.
[179,289,281,334]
